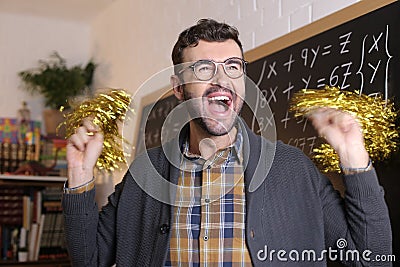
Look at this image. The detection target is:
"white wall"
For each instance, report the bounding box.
[0,13,91,124]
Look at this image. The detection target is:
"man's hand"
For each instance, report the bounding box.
[66,118,104,187]
[308,108,369,169]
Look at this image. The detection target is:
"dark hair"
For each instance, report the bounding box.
[172,19,243,74]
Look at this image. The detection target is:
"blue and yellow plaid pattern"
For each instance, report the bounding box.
[165,129,252,266]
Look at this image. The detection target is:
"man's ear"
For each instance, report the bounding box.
[171,75,184,101]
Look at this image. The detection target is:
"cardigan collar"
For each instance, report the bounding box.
[168,118,276,194]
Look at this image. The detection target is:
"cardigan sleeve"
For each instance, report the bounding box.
[318,167,392,266]
[62,179,125,267]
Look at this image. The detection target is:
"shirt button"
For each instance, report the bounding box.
[159,224,170,234]
[203,236,209,241]
[204,198,210,204]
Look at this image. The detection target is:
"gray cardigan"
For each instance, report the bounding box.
[62,123,392,266]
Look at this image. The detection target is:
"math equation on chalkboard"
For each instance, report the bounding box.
[245,1,398,156]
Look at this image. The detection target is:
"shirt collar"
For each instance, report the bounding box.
[181,123,244,164]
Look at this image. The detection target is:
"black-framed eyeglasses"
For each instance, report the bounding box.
[178,57,247,81]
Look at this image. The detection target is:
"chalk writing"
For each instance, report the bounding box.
[356,25,392,102]
[339,32,352,54]
[267,61,277,79]
[287,136,317,154]
[322,45,332,56]
[244,4,397,158]
[256,112,275,134]
[301,46,319,69]
[283,54,295,72]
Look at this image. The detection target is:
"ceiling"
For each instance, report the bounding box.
[0,0,115,22]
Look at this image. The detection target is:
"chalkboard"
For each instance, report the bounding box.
[243,0,399,155]
[134,89,179,156]
[243,0,399,262]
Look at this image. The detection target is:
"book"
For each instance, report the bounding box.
[22,196,31,230]
[0,180,68,262]
[1,225,9,260]
[33,214,45,260]
[0,187,24,225]
[1,225,19,260]
[39,195,68,260]
[40,138,67,177]
[32,190,42,224]
[0,118,41,173]
[10,143,18,172]
[1,143,10,174]
[27,223,38,261]
[18,227,27,249]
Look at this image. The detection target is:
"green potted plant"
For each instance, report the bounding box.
[19,52,96,137]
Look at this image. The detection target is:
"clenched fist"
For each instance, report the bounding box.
[67,118,104,188]
[308,107,369,169]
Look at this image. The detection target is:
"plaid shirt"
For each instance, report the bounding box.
[165,128,252,266]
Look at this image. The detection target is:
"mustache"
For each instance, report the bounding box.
[202,85,235,98]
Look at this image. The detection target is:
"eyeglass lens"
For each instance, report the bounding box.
[193,58,244,80]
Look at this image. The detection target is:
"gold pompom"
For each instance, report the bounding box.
[290,86,399,173]
[60,89,132,171]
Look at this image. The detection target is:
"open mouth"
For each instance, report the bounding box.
[206,92,233,114]
[208,95,232,106]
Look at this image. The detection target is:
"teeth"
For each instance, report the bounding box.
[208,96,230,101]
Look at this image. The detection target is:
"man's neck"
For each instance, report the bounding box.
[188,122,237,160]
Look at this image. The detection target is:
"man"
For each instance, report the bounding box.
[62,19,391,266]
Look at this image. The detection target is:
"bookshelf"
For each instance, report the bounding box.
[0,175,70,266]
[0,175,66,187]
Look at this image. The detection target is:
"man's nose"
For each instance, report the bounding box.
[212,64,230,85]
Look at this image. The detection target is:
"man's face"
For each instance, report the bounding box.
[174,39,245,136]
